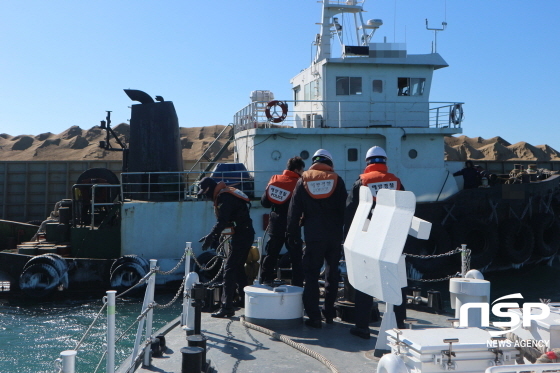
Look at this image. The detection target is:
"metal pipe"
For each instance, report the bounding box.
[181,242,192,326]
[106,290,116,373]
[143,259,157,367]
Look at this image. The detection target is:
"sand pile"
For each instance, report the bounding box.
[0,126,558,163]
[444,135,560,161]
[0,124,234,162]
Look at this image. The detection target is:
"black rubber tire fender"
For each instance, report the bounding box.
[451,218,499,270]
[24,254,69,289]
[110,255,149,276]
[498,219,534,264]
[404,223,456,278]
[531,213,560,257]
[110,262,148,289]
[19,263,61,298]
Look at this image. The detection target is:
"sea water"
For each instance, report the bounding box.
[0,293,181,373]
[1,263,560,373]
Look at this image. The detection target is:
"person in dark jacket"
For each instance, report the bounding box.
[453,160,478,189]
[344,146,407,339]
[260,156,305,287]
[287,149,347,328]
[198,177,255,318]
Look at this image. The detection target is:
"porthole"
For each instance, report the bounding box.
[408,149,418,159]
[300,150,309,160]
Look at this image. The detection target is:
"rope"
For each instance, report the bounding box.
[240,317,340,373]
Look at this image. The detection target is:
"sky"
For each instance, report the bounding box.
[1,0,560,149]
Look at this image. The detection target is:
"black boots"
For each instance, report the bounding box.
[211,308,235,318]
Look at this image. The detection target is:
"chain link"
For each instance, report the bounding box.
[154,276,186,309]
[404,247,462,259]
[155,251,187,275]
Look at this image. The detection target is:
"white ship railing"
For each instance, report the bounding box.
[120,169,270,201]
[233,100,463,133]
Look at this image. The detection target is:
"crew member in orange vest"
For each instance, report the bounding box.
[198,177,255,318]
[287,149,347,328]
[344,146,407,339]
[260,156,305,286]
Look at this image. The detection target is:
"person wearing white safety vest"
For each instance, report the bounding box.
[287,149,347,329]
[344,146,407,339]
[260,156,305,287]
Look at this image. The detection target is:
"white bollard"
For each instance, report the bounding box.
[183,272,200,333]
[106,290,117,373]
[55,350,77,373]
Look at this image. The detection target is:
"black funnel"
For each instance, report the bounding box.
[124,90,184,201]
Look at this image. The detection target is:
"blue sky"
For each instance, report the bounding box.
[1,0,559,150]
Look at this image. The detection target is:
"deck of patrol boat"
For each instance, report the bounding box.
[120,303,453,373]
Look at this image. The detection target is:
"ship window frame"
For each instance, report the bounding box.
[293,85,301,106]
[372,79,383,93]
[347,148,358,162]
[336,76,363,96]
[397,77,425,96]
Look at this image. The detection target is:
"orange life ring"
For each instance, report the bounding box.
[265,100,288,123]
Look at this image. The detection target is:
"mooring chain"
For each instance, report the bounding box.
[154,277,186,309]
[403,247,462,259]
[155,251,188,275]
[199,260,226,286]
[115,269,154,299]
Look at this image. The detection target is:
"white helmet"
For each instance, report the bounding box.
[312,149,333,164]
[365,146,387,161]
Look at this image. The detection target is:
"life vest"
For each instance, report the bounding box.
[265,170,300,204]
[360,163,402,199]
[302,163,338,199]
[213,181,250,207]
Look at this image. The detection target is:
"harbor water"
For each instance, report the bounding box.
[1,262,560,373]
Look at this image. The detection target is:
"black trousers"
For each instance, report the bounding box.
[302,240,342,321]
[221,230,254,309]
[260,234,304,287]
[354,288,407,329]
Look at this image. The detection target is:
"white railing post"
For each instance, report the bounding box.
[143,259,157,367]
[106,290,116,373]
[182,242,192,326]
[55,350,77,373]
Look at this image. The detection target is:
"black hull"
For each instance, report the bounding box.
[405,175,560,279]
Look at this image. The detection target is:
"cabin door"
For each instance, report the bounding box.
[369,78,393,126]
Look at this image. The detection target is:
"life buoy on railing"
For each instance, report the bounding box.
[265,100,288,123]
[450,103,464,125]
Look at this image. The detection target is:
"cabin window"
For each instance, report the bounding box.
[372,80,383,93]
[293,86,300,106]
[304,83,311,100]
[397,77,425,96]
[347,148,358,162]
[336,76,362,95]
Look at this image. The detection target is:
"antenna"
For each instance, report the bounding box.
[425,19,447,53]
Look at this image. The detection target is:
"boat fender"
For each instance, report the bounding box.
[451,218,499,270]
[498,219,534,264]
[531,214,560,257]
[110,262,148,289]
[23,254,69,290]
[464,269,484,279]
[378,353,409,373]
[19,263,62,298]
[110,255,150,277]
[450,103,463,125]
[265,100,288,123]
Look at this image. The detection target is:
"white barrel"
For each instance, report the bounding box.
[449,278,490,328]
[244,285,303,328]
